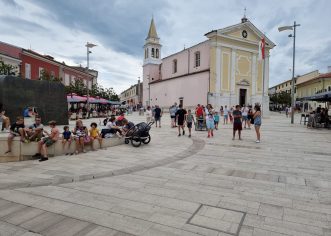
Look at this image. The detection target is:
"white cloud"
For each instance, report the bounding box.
[0,0,330,94]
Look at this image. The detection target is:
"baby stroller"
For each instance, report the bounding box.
[124,121,154,147]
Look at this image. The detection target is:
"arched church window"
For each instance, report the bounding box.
[151,48,155,58]
[156,49,159,58]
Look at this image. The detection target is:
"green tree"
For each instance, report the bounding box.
[65,79,87,96]
[0,60,16,75]
[65,81,119,101]
[270,92,291,106]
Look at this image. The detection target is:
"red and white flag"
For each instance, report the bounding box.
[258,38,265,61]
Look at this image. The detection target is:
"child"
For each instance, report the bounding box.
[185,109,195,138]
[214,112,220,130]
[35,120,59,162]
[121,119,135,136]
[73,119,88,154]
[5,116,27,154]
[105,117,122,137]
[206,113,215,138]
[232,105,242,140]
[62,126,72,155]
[89,122,102,150]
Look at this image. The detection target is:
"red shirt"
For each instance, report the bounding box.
[117,115,125,121]
[196,107,203,116]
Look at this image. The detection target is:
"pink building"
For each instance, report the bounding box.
[143,17,275,114]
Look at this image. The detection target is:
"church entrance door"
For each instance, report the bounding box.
[239,89,247,106]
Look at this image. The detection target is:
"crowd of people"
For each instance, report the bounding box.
[145,103,262,143]
[307,105,330,128]
[2,101,328,161]
[3,111,135,162]
[68,105,126,119]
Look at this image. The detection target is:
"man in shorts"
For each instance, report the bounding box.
[176,104,187,136]
[154,105,162,128]
[232,105,243,140]
[33,120,59,162]
[26,116,44,141]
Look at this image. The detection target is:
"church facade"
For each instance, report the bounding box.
[142,17,275,115]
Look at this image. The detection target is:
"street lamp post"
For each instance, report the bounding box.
[278,21,300,124]
[85,42,97,118]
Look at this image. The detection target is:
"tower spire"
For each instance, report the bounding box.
[146,17,159,39]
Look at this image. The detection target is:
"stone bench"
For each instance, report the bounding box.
[0,136,124,162]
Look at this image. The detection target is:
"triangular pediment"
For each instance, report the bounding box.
[205,20,276,48]
[225,26,261,43]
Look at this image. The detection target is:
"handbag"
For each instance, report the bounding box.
[84,135,91,143]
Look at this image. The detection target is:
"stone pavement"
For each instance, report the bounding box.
[0,112,330,236]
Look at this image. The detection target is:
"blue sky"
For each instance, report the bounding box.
[1,0,330,93]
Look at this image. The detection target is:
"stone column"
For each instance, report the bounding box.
[264,56,269,96]
[230,49,236,106]
[216,47,222,93]
[251,53,257,97]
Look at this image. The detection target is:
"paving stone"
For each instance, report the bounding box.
[77,225,119,236]
[258,203,284,219]
[2,206,44,225]
[19,212,66,233]
[0,220,27,236]
[0,202,27,218]
[144,224,201,236]
[190,214,237,234]
[40,217,91,236]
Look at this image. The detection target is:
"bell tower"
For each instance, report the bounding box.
[143,17,162,106]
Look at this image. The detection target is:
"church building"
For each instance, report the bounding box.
[142,16,275,115]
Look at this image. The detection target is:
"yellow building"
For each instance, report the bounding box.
[296,71,331,111]
[206,17,275,114]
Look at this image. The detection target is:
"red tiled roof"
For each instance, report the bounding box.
[318,72,331,79]
[0,41,22,59]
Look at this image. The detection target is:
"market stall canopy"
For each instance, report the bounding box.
[302,91,331,102]
[67,95,87,103]
[109,101,122,105]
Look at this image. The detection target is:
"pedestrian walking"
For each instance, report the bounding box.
[169,105,177,128]
[247,105,253,129]
[214,112,220,130]
[185,109,195,138]
[285,106,289,118]
[253,104,262,143]
[145,106,152,123]
[223,105,229,124]
[154,105,162,128]
[241,105,249,129]
[232,105,242,140]
[175,104,187,136]
[206,112,215,138]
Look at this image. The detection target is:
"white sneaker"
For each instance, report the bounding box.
[255,140,260,143]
